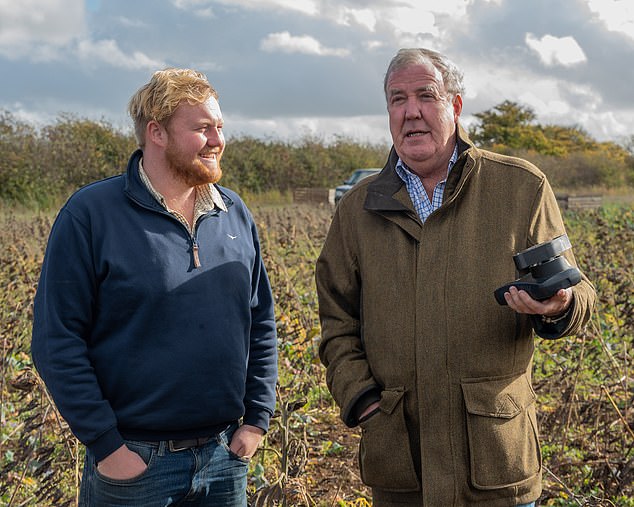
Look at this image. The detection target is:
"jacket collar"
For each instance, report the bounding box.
[365,124,476,214]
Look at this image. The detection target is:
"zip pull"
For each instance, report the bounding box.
[192,240,201,268]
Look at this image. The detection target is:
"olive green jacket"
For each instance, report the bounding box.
[316,126,595,505]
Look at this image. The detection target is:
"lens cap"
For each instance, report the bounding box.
[513,234,572,270]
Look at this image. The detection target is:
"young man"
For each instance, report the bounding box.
[31,68,278,506]
[316,48,595,506]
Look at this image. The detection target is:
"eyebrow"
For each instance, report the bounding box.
[389,84,438,97]
[194,118,223,127]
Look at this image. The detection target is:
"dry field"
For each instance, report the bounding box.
[1,203,632,506]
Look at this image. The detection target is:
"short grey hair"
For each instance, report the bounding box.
[384,48,465,100]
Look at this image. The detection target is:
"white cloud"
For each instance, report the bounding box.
[187,60,224,73]
[76,39,165,70]
[2,0,632,150]
[0,0,163,70]
[525,33,587,67]
[260,31,350,57]
[461,64,520,104]
[517,92,573,120]
[208,0,318,16]
[195,0,466,38]
[172,0,209,7]
[2,99,132,132]
[393,32,439,49]
[464,63,581,110]
[364,40,385,51]
[0,0,85,57]
[1,101,56,127]
[388,6,438,37]
[384,0,470,37]
[334,7,378,31]
[460,62,631,142]
[226,108,634,149]
[587,110,634,141]
[584,0,634,40]
[171,0,214,17]
[225,113,391,145]
[117,16,149,28]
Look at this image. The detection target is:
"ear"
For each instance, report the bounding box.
[147,120,168,148]
[452,94,463,122]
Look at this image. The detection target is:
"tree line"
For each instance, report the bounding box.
[1,101,632,207]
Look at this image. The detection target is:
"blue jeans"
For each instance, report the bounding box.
[518,503,536,507]
[79,423,248,506]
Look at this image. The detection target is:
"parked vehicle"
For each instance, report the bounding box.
[334,168,381,204]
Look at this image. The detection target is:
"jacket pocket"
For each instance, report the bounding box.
[461,372,541,490]
[358,387,420,492]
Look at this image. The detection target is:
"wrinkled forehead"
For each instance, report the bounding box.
[386,62,445,92]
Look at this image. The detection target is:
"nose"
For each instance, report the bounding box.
[206,127,224,146]
[404,96,422,120]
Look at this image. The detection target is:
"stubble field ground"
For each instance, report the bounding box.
[0,202,632,506]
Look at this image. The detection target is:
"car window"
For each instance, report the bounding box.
[350,169,379,184]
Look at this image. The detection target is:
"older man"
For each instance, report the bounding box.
[32,68,278,506]
[316,48,595,506]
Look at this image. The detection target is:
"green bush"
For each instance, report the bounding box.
[1,109,632,208]
[0,112,388,206]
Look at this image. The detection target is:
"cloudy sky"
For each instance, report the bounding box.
[1,0,633,146]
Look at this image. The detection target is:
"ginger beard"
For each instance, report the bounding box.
[165,137,223,187]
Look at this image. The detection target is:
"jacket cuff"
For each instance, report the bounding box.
[343,385,382,427]
[243,408,272,433]
[87,427,125,463]
[531,299,576,339]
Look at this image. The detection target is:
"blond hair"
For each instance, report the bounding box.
[128,68,218,147]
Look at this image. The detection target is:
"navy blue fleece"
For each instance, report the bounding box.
[32,150,278,461]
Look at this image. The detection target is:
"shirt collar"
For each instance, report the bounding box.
[138,158,228,213]
[396,143,459,182]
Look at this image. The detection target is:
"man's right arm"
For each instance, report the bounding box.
[315,206,381,427]
[31,207,124,462]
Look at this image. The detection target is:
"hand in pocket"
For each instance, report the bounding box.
[97,444,148,480]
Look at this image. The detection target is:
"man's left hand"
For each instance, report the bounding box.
[229,424,264,460]
[504,286,573,317]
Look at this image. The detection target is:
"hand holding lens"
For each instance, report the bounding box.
[494,234,582,306]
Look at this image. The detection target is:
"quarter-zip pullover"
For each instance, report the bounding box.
[32,149,278,462]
